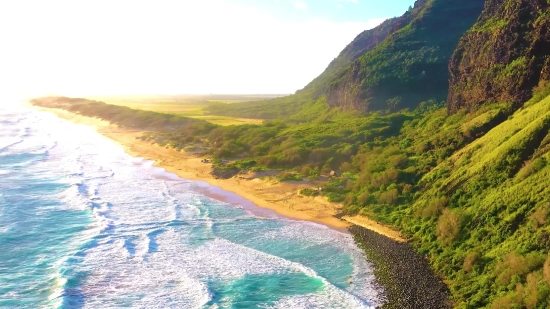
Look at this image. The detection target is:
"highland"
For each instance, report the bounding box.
[204,0,486,118]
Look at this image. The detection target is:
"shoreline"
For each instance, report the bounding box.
[350,226,451,309]
[30,105,406,240]
[29,104,453,308]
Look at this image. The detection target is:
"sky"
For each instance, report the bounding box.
[0,0,415,98]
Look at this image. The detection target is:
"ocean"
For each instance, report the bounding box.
[0,105,383,308]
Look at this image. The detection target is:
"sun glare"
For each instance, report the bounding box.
[0,0,383,97]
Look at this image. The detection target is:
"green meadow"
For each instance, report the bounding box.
[88,94,282,126]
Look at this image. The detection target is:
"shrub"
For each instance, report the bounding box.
[495,254,525,286]
[463,251,481,273]
[523,272,542,309]
[531,206,549,229]
[357,191,370,206]
[527,79,550,106]
[370,169,399,188]
[495,252,545,286]
[344,193,356,206]
[516,161,535,180]
[490,295,518,309]
[391,154,409,169]
[516,156,548,181]
[340,161,354,173]
[436,209,463,245]
[300,165,311,176]
[325,192,345,203]
[299,188,319,196]
[402,183,413,195]
[544,254,550,285]
[422,197,448,219]
[279,172,303,182]
[534,157,548,171]
[378,189,399,205]
[307,168,320,182]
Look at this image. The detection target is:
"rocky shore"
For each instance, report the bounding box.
[350,225,451,309]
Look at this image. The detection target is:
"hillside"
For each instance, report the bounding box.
[448,0,550,113]
[326,0,486,112]
[205,0,486,118]
[297,17,400,98]
[203,16,400,120]
[398,92,550,308]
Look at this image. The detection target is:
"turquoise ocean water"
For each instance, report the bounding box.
[0,105,383,308]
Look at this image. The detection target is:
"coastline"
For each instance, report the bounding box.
[29,105,455,308]
[30,105,406,240]
[351,226,451,309]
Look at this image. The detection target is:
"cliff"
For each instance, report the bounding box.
[447,0,550,113]
[326,0,486,112]
[298,18,399,98]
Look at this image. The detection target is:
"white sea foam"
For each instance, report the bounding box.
[0,137,23,152]
[260,222,383,305]
[3,106,384,308]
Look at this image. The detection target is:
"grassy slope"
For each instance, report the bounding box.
[397,94,550,308]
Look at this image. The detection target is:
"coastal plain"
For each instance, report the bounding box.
[34,105,406,242]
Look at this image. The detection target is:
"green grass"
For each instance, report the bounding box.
[399,95,550,308]
[88,94,280,125]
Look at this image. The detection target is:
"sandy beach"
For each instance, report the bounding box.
[33,105,405,242]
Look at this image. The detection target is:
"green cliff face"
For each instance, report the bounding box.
[205,0,486,119]
[204,16,403,119]
[297,17,400,98]
[447,0,550,113]
[325,0,486,113]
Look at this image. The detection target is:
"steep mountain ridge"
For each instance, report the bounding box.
[325,0,486,113]
[204,16,403,119]
[448,0,550,113]
[205,0,485,119]
[299,1,433,97]
[297,17,399,98]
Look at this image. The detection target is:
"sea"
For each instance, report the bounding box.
[0,104,383,308]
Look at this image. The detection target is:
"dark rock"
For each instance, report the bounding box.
[448,0,550,113]
[350,225,451,309]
